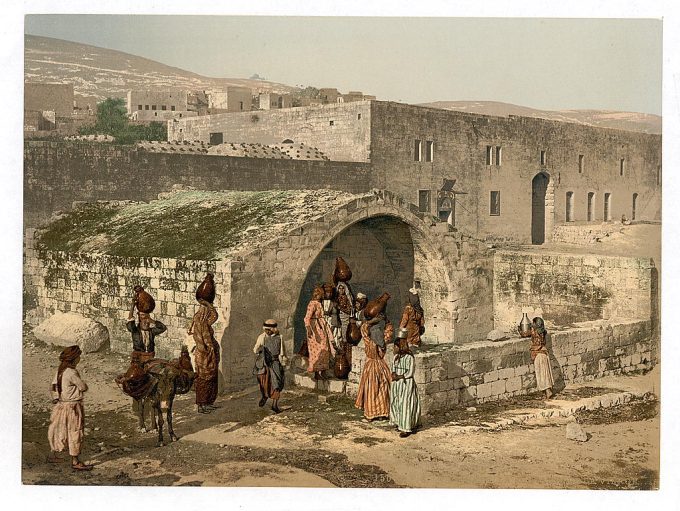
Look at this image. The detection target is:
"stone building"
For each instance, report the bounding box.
[167,100,662,244]
[126,90,189,116]
[256,92,292,110]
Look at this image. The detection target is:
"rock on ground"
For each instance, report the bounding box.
[566,421,589,442]
[33,312,109,353]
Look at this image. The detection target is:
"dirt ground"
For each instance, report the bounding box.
[22,327,659,489]
[21,223,662,489]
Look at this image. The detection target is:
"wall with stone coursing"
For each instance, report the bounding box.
[23,231,230,361]
[493,251,655,329]
[368,102,661,243]
[551,222,633,245]
[168,101,372,163]
[345,318,655,415]
[23,141,372,227]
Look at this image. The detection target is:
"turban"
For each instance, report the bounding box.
[263,319,278,328]
[59,345,82,363]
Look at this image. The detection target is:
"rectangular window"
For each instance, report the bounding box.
[566,191,574,222]
[540,150,547,166]
[239,101,244,110]
[414,140,422,162]
[425,141,434,162]
[209,132,224,145]
[161,105,167,111]
[486,145,493,165]
[151,105,157,110]
[620,158,625,176]
[144,105,149,110]
[490,191,501,216]
[495,146,502,166]
[357,113,362,120]
[137,104,142,111]
[587,192,595,221]
[604,193,612,221]
[579,154,585,174]
[329,120,335,126]
[171,106,176,111]
[418,190,431,213]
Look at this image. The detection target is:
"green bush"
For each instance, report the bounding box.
[77,98,167,143]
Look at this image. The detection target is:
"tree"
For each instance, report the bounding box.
[78,97,167,144]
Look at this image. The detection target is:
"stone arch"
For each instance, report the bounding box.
[531,171,554,244]
[291,197,456,352]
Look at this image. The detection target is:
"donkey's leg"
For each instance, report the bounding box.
[135,398,147,432]
[164,395,179,442]
[156,402,165,447]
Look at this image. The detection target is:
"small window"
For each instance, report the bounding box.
[578,154,585,174]
[540,150,547,166]
[490,191,501,216]
[179,129,183,133]
[620,158,625,176]
[145,105,149,110]
[179,113,182,118]
[330,120,335,126]
[418,190,431,213]
[587,192,595,221]
[161,105,167,111]
[414,140,422,162]
[425,141,434,162]
[604,193,612,221]
[171,106,176,111]
[209,132,224,145]
[152,105,157,110]
[486,145,493,165]
[154,112,158,117]
[357,113,362,120]
[566,191,574,222]
[239,101,244,110]
[137,104,142,111]
[495,146,502,166]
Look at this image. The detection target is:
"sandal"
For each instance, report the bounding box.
[71,462,93,471]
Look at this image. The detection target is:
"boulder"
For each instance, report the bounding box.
[566,421,589,442]
[486,329,509,342]
[33,312,109,353]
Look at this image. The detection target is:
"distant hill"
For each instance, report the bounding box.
[24,35,297,101]
[418,101,661,135]
[25,35,660,135]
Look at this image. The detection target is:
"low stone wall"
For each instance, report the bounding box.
[493,250,655,329]
[23,231,230,359]
[345,318,654,415]
[551,223,621,245]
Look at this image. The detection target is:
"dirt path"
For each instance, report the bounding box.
[22,328,659,489]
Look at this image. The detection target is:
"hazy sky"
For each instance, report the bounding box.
[25,15,663,115]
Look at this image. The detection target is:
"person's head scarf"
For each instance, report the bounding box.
[56,345,82,395]
[408,288,424,316]
[532,317,547,336]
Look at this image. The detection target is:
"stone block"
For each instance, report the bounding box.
[491,379,506,396]
[505,376,522,393]
[498,367,515,380]
[477,382,493,399]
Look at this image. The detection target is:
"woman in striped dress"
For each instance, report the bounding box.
[530,317,554,399]
[304,286,336,380]
[354,313,393,420]
[389,329,421,437]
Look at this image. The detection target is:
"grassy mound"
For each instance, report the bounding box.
[37,189,360,260]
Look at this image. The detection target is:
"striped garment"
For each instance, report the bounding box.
[389,353,421,433]
[354,324,392,419]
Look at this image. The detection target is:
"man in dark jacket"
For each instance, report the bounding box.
[127,311,167,360]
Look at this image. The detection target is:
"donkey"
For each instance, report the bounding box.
[117,346,195,446]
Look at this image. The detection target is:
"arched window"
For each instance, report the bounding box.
[566,191,574,222]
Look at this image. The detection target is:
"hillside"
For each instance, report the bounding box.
[419,101,661,135]
[25,35,296,101]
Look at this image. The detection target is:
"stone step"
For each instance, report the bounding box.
[292,373,348,394]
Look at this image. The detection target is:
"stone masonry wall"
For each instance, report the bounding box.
[168,101,372,163]
[24,141,372,227]
[369,102,662,244]
[23,231,231,361]
[551,222,625,245]
[346,318,654,415]
[493,251,654,329]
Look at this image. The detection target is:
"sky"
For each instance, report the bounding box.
[24,15,663,115]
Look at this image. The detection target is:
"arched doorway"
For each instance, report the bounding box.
[531,173,551,244]
[292,214,453,352]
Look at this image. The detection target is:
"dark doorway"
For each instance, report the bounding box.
[532,173,549,244]
[632,193,638,220]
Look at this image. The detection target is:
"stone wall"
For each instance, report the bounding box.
[493,251,655,329]
[23,231,230,360]
[23,141,372,227]
[551,222,624,245]
[368,102,661,243]
[346,318,655,415]
[168,101,372,162]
